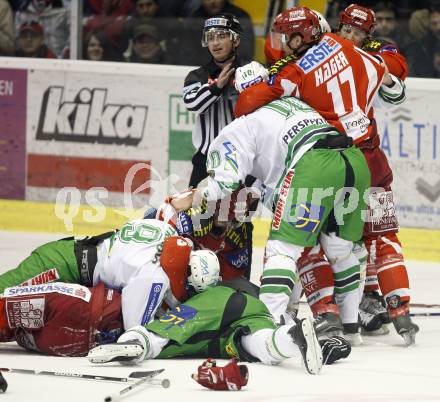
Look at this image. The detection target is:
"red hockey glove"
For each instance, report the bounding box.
[191,358,248,391]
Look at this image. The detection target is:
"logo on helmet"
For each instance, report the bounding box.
[289,9,306,21]
[205,17,229,28]
[350,8,368,21]
[200,256,209,275]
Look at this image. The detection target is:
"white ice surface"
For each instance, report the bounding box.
[0,231,439,402]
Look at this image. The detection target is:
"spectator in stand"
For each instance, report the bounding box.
[83,0,133,59]
[120,0,182,63]
[0,0,14,55]
[411,5,440,77]
[408,0,440,40]
[124,23,170,64]
[15,20,56,58]
[153,0,200,17]
[15,0,69,57]
[133,0,168,17]
[325,0,431,22]
[83,30,119,61]
[183,0,255,65]
[371,2,425,77]
[373,2,415,47]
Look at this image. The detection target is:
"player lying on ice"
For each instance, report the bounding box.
[0,251,220,356]
[88,276,351,377]
[0,218,220,333]
[0,278,351,379]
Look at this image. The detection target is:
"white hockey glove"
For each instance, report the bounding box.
[234,61,269,93]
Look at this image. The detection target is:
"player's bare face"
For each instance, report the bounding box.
[286,34,305,55]
[207,30,235,62]
[339,24,367,47]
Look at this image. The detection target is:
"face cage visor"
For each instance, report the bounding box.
[269,30,290,51]
[202,28,237,47]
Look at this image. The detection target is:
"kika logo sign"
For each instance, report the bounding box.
[36,86,148,145]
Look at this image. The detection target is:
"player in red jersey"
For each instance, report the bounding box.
[144,186,256,282]
[330,4,417,343]
[273,5,413,342]
[233,6,417,345]
[234,8,401,144]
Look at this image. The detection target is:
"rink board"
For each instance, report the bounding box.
[1,59,440,229]
[0,199,439,262]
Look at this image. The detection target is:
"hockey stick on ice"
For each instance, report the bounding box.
[410,303,440,317]
[410,312,440,317]
[0,368,164,383]
[411,303,440,308]
[104,374,170,402]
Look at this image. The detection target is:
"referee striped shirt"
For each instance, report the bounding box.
[183,58,243,155]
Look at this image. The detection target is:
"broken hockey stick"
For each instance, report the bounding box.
[104,373,170,402]
[0,367,164,383]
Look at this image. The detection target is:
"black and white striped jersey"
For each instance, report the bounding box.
[183,58,243,155]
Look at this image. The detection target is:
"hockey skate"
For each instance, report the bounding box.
[88,340,145,364]
[342,323,363,346]
[288,317,323,375]
[362,292,391,323]
[359,310,388,335]
[359,292,391,336]
[313,312,344,339]
[389,303,419,346]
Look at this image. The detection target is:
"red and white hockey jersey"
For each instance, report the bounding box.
[235,33,386,144]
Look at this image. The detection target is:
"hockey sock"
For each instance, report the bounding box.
[352,241,368,299]
[320,233,360,326]
[298,246,335,316]
[364,237,380,293]
[375,233,410,308]
[241,327,300,365]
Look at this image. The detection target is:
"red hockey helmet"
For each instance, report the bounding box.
[339,4,376,34]
[271,6,322,49]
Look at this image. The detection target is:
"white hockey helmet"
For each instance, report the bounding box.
[187,250,221,293]
[313,10,332,34]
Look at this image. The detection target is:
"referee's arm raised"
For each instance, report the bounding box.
[183,63,235,113]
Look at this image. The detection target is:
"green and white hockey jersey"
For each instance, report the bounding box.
[205,97,340,204]
[94,219,178,329]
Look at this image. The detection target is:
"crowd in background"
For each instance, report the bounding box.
[326,0,440,77]
[0,0,439,77]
